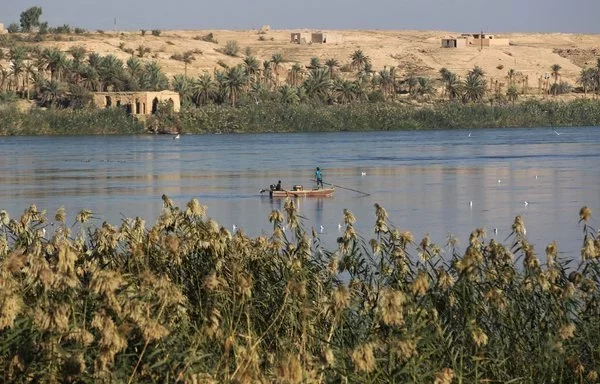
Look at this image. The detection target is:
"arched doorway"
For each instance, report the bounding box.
[151,97,159,114]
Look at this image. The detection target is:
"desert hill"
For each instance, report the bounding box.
[9,28,600,91]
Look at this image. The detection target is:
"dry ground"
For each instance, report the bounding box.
[11,29,600,93]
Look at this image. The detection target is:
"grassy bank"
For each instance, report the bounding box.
[0,106,144,135]
[1,99,600,135]
[0,199,599,382]
[177,99,600,133]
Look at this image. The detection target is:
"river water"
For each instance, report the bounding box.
[1,127,599,260]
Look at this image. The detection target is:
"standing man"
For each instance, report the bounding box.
[315,167,323,189]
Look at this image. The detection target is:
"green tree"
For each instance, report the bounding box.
[278,85,300,104]
[242,55,260,84]
[223,65,247,107]
[578,68,596,95]
[350,49,369,72]
[324,58,340,79]
[192,72,216,106]
[287,63,303,87]
[19,6,42,32]
[333,79,357,104]
[271,53,284,86]
[303,67,331,101]
[551,64,561,95]
[182,51,195,77]
[506,85,519,104]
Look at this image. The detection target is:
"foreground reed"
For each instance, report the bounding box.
[0,198,599,383]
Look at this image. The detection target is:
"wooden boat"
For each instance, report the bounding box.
[269,188,335,198]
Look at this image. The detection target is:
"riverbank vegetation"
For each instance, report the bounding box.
[2,7,600,134]
[1,198,599,382]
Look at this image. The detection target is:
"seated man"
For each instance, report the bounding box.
[275,180,282,191]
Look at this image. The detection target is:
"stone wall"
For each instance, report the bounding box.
[92,90,180,115]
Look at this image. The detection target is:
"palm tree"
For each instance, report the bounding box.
[99,55,125,91]
[140,61,169,91]
[40,79,65,107]
[350,49,369,72]
[79,65,100,91]
[506,85,519,104]
[172,74,194,103]
[463,71,486,102]
[309,57,321,70]
[182,51,195,77]
[278,85,300,104]
[445,72,462,101]
[324,58,340,79]
[507,68,516,86]
[416,77,433,97]
[377,67,395,98]
[261,60,273,89]
[242,55,260,84]
[271,53,284,86]
[551,64,561,95]
[303,67,331,101]
[578,67,597,95]
[287,63,303,87]
[192,72,216,106]
[224,65,247,107]
[333,79,357,104]
[44,48,67,82]
[69,46,87,67]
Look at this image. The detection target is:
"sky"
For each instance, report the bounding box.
[2,0,599,33]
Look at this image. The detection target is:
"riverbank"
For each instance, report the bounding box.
[2,98,600,135]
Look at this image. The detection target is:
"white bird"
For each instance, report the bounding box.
[468,132,472,137]
[361,171,367,176]
[232,224,237,232]
[497,179,501,183]
[338,223,342,232]
[469,201,473,208]
[523,201,529,207]
[319,225,324,233]
[553,129,560,136]
[493,228,498,235]
[535,175,539,179]
[173,133,180,140]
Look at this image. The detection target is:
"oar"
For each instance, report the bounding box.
[311,179,370,196]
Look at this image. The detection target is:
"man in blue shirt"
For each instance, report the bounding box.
[315,167,323,189]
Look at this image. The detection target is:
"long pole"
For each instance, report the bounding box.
[311,179,370,196]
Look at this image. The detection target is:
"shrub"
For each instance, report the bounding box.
[496,64,504,70]
[151,29,161,36]
[96,29,104,34]
[7,23,20,33]
[201,32,217,43]
[550,81,573,95]
[140,29,146,36]
[74,27,86,34]
[166,40,174,45]
[223,40,239,56]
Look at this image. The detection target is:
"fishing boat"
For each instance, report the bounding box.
[261,184,335,198]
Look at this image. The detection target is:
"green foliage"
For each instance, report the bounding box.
[19,6,42,32]
[140,29,146,36]
[0,107,144,135]
[74,27,86,34]
[151,29,161,36]
[7,23,20,33]
[551,81,573,95]
[223,40,240,56]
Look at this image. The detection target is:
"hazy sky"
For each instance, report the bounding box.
[2,0,599,33]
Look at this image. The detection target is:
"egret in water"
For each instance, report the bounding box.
[173,133,180,140]
[553,129,560,136]
[469,201,473,208]
[319,225,324,233]
[338,223,343,232]
[232,224,237,232]
[523,201,529,207]
[468,132,472,137]
[493,228,498,235]
[361,171,367,176]
[498,179,502,183]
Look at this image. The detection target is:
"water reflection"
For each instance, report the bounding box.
[0,128,599,259]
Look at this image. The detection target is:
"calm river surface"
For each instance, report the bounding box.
[1,127,599,259]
